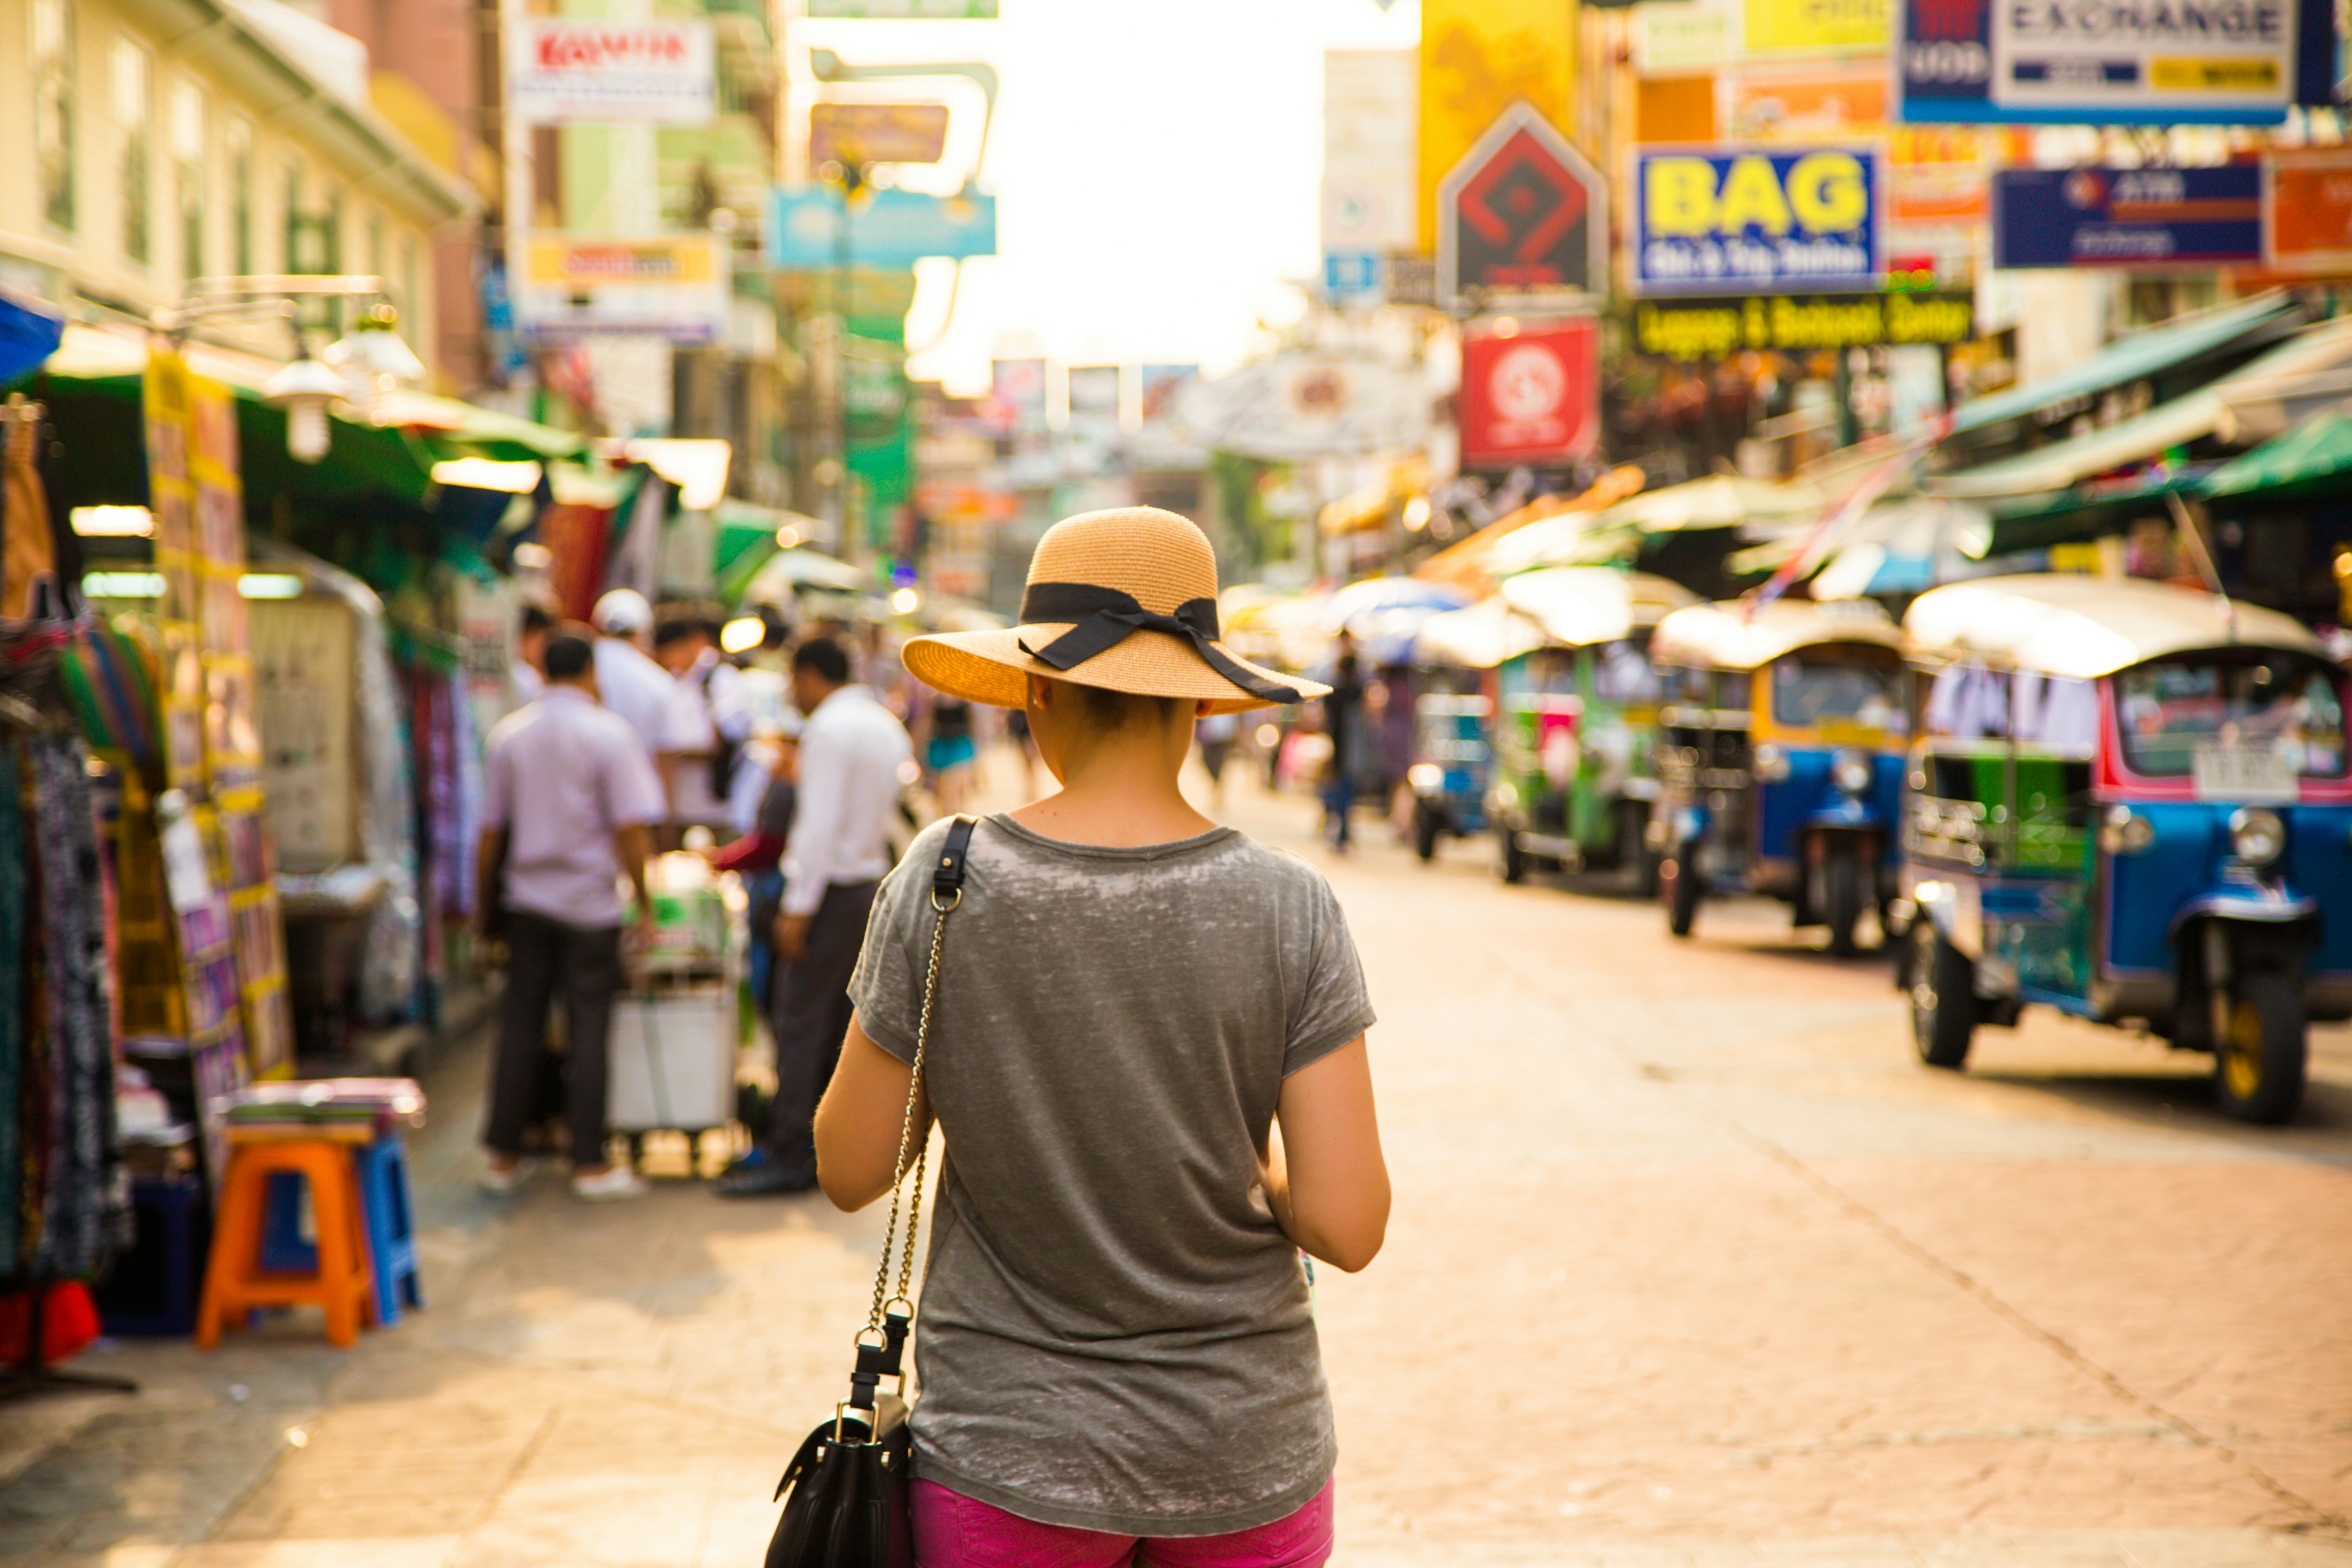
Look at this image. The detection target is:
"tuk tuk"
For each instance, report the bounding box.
[1404,597,1541,861]
[1485,570,1698,887]
[1895,574,2352,1123]
[1649,598,1909,954]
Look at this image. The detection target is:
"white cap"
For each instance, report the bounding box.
[592,588,652,635]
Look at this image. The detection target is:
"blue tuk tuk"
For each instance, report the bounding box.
[1895,574,2352,1123]
[1649,599,1910,956]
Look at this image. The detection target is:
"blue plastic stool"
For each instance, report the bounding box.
[258,1137,423,1325]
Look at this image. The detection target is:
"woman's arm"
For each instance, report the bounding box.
[814,1014,931,1212]
[1260,1036,1389,1273]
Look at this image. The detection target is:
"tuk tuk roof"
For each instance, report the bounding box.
[1413,596,1547,670]
[1901,573,2326,678]
[1498,568,1698,648]
[1651,598,1904,672]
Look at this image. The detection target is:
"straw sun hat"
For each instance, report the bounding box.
[903,507,1327,715]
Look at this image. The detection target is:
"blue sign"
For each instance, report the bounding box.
[1324,251,1382,305]
[1991,166,2264,270]
[766,187,997,270]
[1631,147,1882,298]
[1896,0,2336,125]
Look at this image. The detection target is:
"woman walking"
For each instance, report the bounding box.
[814,507,1390,1567]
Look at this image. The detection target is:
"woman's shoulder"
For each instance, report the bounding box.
[1210,831,1346,910]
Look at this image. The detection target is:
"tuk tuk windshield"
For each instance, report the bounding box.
[2116,654,2350,777]
[1769,647,1907,733]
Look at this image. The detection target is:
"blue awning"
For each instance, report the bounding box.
[1947,293,2301,438]
[0,286,64,385]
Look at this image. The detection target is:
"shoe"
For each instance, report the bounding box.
[712,1158,819,1197]
[571,1166,650,1201]
[479,1156,537,1196]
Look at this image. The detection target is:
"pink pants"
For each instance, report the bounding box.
[910,1477,1335,1568]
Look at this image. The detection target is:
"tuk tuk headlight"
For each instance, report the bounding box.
[2100,805,2155,856]
[1831,750,1874,797]
[1752,743,1790,782]
[2230,807,2286,868]
[1408,763,1445,795]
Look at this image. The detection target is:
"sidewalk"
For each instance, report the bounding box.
[6,754,2350,1567]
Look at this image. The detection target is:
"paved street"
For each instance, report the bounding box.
[7,758,2352,1568]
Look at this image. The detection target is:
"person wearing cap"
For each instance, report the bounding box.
[809,508,1389,1564]
[476,630,665,1201]
[654,605,751,837]
[590,589,691,782]
[714,635,913,1197]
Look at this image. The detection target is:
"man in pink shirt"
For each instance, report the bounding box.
[477,630,666,1201]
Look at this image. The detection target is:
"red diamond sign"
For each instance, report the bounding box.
[1438,103,1608,308]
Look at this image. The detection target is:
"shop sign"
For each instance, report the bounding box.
[1991,165,2263,269]
[1174,354,1433,462]
[1632,292,1975,359]
[810,102,950,168]
[1635,6,1735,74]
[2266,149,2352,272]
[807,0,996,12]
[510,20,713,124]
[1419,0,1577,252]
[1746,0,1891,56]
[767,187,998,270]
[1632,146,1883,295]
[1896,0,2334,126]
[1438,104,1608,306]
[1460,319,1599,468]
[514,234,729,342]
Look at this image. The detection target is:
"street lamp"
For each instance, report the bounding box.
[261,356,345,464]
[160,277,428,461]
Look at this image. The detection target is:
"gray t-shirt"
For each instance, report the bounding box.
[849,813,1376,1536]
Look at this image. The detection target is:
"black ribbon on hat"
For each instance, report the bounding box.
[1018,581,1301,705]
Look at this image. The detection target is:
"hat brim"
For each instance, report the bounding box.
[903,624,1327,715]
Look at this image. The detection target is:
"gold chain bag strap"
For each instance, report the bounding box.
[762,815,979,1568]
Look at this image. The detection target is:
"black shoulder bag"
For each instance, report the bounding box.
[763,815,978,1568]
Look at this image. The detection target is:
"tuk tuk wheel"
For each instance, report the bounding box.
[1413,803,1444,863]
[1498,829,1529,884]
[1662,845,1701,938]
[1909,919,1976,1069]
[2214,970,2307,1124]
[1823,848,1868,959]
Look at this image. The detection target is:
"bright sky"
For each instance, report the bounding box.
[798,0,1420,395]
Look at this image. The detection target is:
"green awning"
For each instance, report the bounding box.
[2199,405,2352,504]
[1978,469,2212,556]
[1947,293,2301,437]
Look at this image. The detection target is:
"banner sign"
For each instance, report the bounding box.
[1991,165,2263,269]
[1632,292,1974,358]
[514,234,729,342]
[1896,0,2334,125]
[810,102,950,167]
[1632,146,1883,295]
[510,20,714,124]
[1438,104,1608,305]
[1419,0,1577,252]
[807,0,997,13]
[1634,5,1734,73]
[767,187,997,270]
[1460,320,1599,468]
[2267,149,2352,272]
[1746,0,1890,56]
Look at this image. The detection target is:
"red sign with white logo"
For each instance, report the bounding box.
[1459,320,1599,469]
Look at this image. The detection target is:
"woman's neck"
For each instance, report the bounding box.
[1009,739,1216,848]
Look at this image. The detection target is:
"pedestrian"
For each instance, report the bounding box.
[475,628,664,1201]
[916,687,978,816]
[511,601,553,707]
[703,722,801,1015]
[1321,632,1366,853]
[1002,704,1038,797]
[589,589,688,785]
[654,605,750,839]
[714,636,912,1197]
[813,507,1389,1565]
[1196,707,1238,809]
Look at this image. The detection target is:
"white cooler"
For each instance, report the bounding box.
[606,987,737,1133]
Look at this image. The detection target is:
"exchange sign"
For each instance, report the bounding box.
[1631,146,1884,296]
[1459,319,1599,468]
[1439,104,1608,306]
[510,20,714,124]
[1632,293,1975,360]
[1896,0,2336,125]
[1991,165,2264,269]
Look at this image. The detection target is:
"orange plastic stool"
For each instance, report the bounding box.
[195,1136,377,1349]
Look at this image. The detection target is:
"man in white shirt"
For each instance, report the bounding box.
[717,636,912,1196]
[590,590,689,790]
[654,609,751,834]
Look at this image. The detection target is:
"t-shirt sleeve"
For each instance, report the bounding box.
[1284,876,1377,1077]
[603,726,669,827]
[482,730,514,831]
[847,830,938,1065]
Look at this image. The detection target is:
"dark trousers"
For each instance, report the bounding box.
[763,880,880,1172]
[487,911,623,1165]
